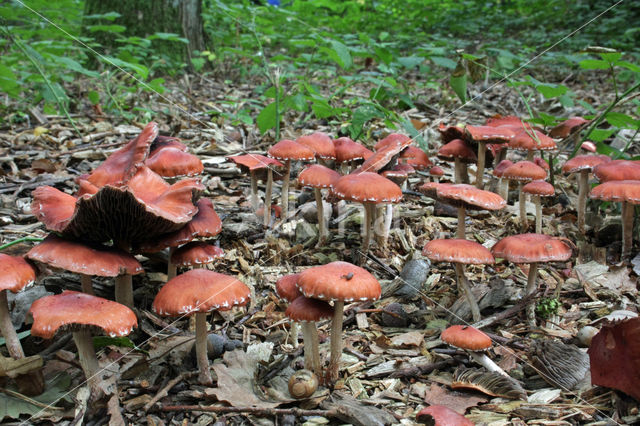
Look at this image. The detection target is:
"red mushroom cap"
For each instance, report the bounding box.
[399,146,432,170]
[593,160,640,182]
[333,137,372,163]
[354,139,411,174]
[509,128,556,152]
[297,261,381,303]
[549,117,590,139]
[430,165,444,177]
[589,180,640,204]
[170,242,224,267]
[522,180,555,197]
[285,296,334,322]
[491,233,572,263]
[275,274,302,302]
[145,147,204,178]
[0,254,36,293]
[29,290,137,339]
[297,132,336,159]
[153,269,250,316]
[27,234,144,277]
[581,141,597,152]
[441,325,492,351]
[533,157,550,171]
[268,139,315,161]
[298,164,341,189]
[374,133,411,151]
[424,183,506,211]
[332,172,402,204]
[486,115,530,129]
[422,239,495,265]
[228,154,284,171]
[465,125,515,144]
[562,154,611,174]
[502,161,547,182]
[437,139,477,163]
[493,159,514,177]
[437,123,466,143]
[415,405,475,425]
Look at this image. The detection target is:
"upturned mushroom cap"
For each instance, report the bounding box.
[502,161,547,182]
[297,132,336,159]
[422,239,495,265]
[333,137,372,163]
[399,146,432,170]
[268,139,315,161]
[275,274,302,302]
[522,180,555,197]
[228,154,284,171]
[421,183,506,211]
[549,117,590,138]
[415,405,474,425]
[285,296,334,322]
[297,261,381,303]
[170,242,224,267]
[298,165,341,189]
[374,133,411,151]
[145,147,203,178]
[437,123,465,143]
[27,234,144,277]
[441,325,492,351]
[509,129,556,152]
[0,254,36,293]
[491,233,572,264]
[332,172,402,204]
[437,139,477,163]
[589,180,640,204]
[29,290,137,339]
[153,270,250,315]
[562,154,611,174]
[465,125,515,144]
[354,139,412,173]
[593,160,640,182]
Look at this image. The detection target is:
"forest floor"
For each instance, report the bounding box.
[0,71,639,425]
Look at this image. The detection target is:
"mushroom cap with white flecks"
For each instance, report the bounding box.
[297,261,381,303]
[298,164,341,189]
[590,180,640,204]
[170,242,224,267]
[562,154,611,174]
[422,239,495,265]
[0,254,37,293]
[268,139,315,161]
[331,172,402,204]
[152,269,250,316]
[522,180,555,197]
[491,233,573,264]
[29,290,137,339]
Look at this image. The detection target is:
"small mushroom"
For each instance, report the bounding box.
[441,325,508,376]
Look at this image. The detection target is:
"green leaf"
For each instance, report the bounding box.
[283,93,307,112]
[327,40,352,69]
[615,60,640,72]
[0,65,20,98]
[88,90,100,105]
[100,56,149,79]
[93,336,135,350]
[449,62,467,103]
[579,59,609,70]
[310,98,335,119]
[606,112,639,129]
[145,78,166,94]
[430,56,457,69]
[148,32,189,44]
[599,52,622,63]
[397,56,423,69]
[374,46,393,65]
[83,11,121,20]
[589,128,615,143]
[52,57,99,78]
[87,24,126,33]
[535,83,567,98]
[257,102,277,134]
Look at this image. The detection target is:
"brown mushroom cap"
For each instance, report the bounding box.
[285,296,334,322]
[27,234,144,277]
[437,123,466,143]
[549,117,590,139]
[353,139,411,174]
[145,147,203,178]
[422,239,495,265]
[153,269,250,315]
[29,290,137,339]
[441,325,492,351]
[333,137,372,163]
[399,146,432,170]
[562,154,611,174]
[332,172,402,204]
[502,161,547,182]
[298,164,341,189]
[522,180,555,197]
[421,183,506,211]
[297,261,381,303]
[465,125,515,144]
[170,242,224,267]
[297,132,336,159]
[228,154,284,171]
[437,139,477,163]
[268,139,315,161]
[593,160,640,182]
[589,180,640,204]
[416,405,474,425]
[276,274,302,302]
[491,233,572,263]
[374,133,411,151]
[0,254,36,293]
[509,128,556,152]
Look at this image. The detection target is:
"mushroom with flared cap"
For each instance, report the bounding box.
[145,146,203,178]
[502,161,547,232]
[227,154,284,212]
[491,234,572,325]
[416,404,474,425]
[29,290,137,398]
[333,137,372,173]
[171,242,224,270]
[298,164,341,245]
[297,261,381,383]
[593,159,640,182]
[353,135,412,174]
[152,270,250,384]
[508,128,556,160]
[441,325,507,376]
[437,139,476,184]
[422,239,494,322]
[297,132,336,164]
[548,116,590,139]
[398,146,432,170]
[562,154,611,233]
[590,180,640,260]
[493,159,513,200]
[464,125,514,189]
[522,180,555,234]
[276,273,302,348]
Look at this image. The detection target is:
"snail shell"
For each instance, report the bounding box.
[288,369,319,399]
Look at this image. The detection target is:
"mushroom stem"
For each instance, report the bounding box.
[314,188,326,245]
[457,207,466,239]
[454,263,481,322]
[526,262,539,326]
[577,170,588,234]
[281,160,291,220]
[195,312,213,385]
[291,321,299,348]
[621,201,634,260]
[328,301,344,383]
[80,274,94,295]
[499,178,509,201]
[461,163,470,184]
[0,290,25,359]
[264,168,274,227]
[310,323,322,377]
[468,351,509,376]
[534,195,542,234]
[383,203,393,248]
[167,247,177,280]
[250,171,259,211]
[519,182,527,231]
[362,202,374,256]
[454,158,463,184]
[301,322,314,370]
[374,205,385,246]
[114,274,133,309]
[72,329,102,397]
[475,141,486,189]
[526,151,534,161]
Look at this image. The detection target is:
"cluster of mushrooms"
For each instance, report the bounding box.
[0,115,637,422]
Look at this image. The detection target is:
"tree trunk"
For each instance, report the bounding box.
[83,0,205,67]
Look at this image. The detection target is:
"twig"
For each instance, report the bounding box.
[0,387,64,410]
[471,290,539,330]
[390,358,460,379]
[143,372,193,412]
[155,404,339,418]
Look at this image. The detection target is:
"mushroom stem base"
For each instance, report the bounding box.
[301,322,313,370]
[454,263,481,322]
[114,274,133,309]
[281,160,291,221]
[0,291,25,359]
[577,170,588,234]
[195,312,213,385]
[73,329,102,398]
[622,201,635,260]
[291,321,300,348]
[328,301,345,384]
[526,263,539,326]
[250,173,259,211]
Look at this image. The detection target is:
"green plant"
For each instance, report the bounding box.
[536,297,560,320]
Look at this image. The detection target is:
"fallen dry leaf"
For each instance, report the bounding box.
[423,382,487,415]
